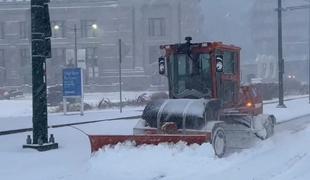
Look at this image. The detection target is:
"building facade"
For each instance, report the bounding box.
[250,0,309,82]
[0,0,202,90]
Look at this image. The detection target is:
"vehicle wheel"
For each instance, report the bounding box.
[256,117,274,140]
[264,117,274,139]
[212,124,226,158]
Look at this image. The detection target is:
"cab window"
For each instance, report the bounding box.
[223,51,236,74]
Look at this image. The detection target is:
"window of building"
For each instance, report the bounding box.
[86,47,99,79]
[148,18,166,37]
[148,45,160,64]
[81,20,97,38]
[20,48,31,84]
[270,62,274,76]
[52,48,65,65]
[0,49,4,67]
[48,48,65,84]
[0,22,4,39]
[261,63,267,76]
[86,48,97,63]
[20,48,30,67]
[0,49,5,86]
[51,21,65,38]
[19,22,27,39]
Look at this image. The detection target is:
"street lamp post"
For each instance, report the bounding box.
[308,6,310,103]
[118,39,123,113]
[277,0,286,108]
[74,24,78,67]
[307,2,310,104]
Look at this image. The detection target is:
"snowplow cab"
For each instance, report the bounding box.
[159,37,241,106]
[142,37,242,131]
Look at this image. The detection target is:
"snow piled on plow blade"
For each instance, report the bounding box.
[83,142,229,180]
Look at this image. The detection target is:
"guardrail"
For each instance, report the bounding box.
[0,115,141,136]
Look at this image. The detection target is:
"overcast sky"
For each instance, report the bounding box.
[199,0,256,62]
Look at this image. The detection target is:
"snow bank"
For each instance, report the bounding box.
[0,99,32,117]
[1,112,310,180]
[264,98,310,123]
[67,122,310,180]
[0,127,90,180]
[0,91,149,118]
[1,95,310,180]
[68,142,233,180]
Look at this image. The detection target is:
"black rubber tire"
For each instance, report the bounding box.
[212,124,227,158]
[256,117,274,140]
[265,117,275,139]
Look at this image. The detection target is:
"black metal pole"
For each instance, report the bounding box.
[119,39,123,113]
[131,6,136,68]
[74,24,78,67]
[31,0,48,144]
[23,0,58,151]
[308,7,310,103]
[32,59,48,144]
[177,2,182,43]
[277,0,286,108]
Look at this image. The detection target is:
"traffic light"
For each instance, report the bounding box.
[30,0,51,59]
[43,2,52,58]
[42,3,51,38]
[23,0,58,151]
[45,38,52,58]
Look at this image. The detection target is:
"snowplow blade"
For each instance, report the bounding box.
[89,134,211,153]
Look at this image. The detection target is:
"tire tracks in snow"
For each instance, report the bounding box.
[254,153,307,180]
[275,114,310,134]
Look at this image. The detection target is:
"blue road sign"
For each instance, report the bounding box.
[63,68,82,97]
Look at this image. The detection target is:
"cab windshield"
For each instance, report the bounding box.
[170,53,212,98]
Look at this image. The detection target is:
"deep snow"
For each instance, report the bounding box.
[68,124,310,180]
[1,116,310,180]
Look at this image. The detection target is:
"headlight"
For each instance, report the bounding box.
[158,57,166,75]
[159,64,165,72]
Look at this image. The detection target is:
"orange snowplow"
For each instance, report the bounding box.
[88,37,276,157]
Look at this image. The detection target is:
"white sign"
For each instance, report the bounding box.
[66,49,75,66]
[77,49,86,69]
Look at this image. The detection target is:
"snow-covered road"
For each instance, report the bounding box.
[1,96,310,180]
[1,115,309,180]
[72,117,310,180]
